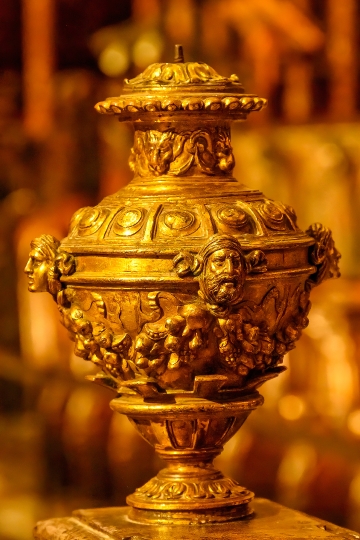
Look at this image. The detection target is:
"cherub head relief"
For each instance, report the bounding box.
[174,234,267,316]
[24,234,75,298]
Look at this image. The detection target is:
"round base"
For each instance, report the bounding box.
[128,500,254,525]
[112,393,263,525]
[126,466,254,524]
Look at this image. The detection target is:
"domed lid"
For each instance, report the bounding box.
[123,44,243,91]
[95,45,267,121]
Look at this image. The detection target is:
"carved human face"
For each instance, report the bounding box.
[24,249,50,292]
[203,248,245,305]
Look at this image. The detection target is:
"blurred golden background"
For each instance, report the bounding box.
[1,0,360,538]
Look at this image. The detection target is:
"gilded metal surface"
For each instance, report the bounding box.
[112,392,262,523]
[129,126,235,177]
[26,47,340,525]
[94,60,266,120]
[34,499,360,540]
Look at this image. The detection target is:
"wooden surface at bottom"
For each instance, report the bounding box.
[33,498,360,540]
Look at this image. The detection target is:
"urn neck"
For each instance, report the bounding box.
[128,121,235,183]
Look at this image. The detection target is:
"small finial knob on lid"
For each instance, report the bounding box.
[174,44,184,63]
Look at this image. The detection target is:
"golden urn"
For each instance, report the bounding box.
[25,46,340,525]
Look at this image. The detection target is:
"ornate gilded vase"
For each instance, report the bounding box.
[25,46,340,525]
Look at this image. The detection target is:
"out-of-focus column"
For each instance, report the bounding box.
[22,0,55,140]
[283,56,313,123]
[327,0,357,121]
[282,0,313,123]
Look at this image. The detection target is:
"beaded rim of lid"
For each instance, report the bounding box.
[95,44,267,120]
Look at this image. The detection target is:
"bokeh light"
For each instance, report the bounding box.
[98,43,129,77]
[132,31,164,69]
[278,395,306,421]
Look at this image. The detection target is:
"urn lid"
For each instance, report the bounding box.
[95,45,267,121]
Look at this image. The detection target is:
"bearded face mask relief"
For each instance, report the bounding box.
[204,248,244,304]
[25,47,340,525]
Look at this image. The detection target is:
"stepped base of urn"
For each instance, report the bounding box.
[126,462,254,524]
[111,393,263,524]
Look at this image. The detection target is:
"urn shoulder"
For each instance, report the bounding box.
[61,188,311,257]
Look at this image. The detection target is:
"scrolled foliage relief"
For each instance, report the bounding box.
[128,127,235,178]
[58,303,134,381]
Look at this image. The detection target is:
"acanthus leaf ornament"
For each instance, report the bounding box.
[123,61,239,87]
[135,475,250,501]
[25,46,341,525]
